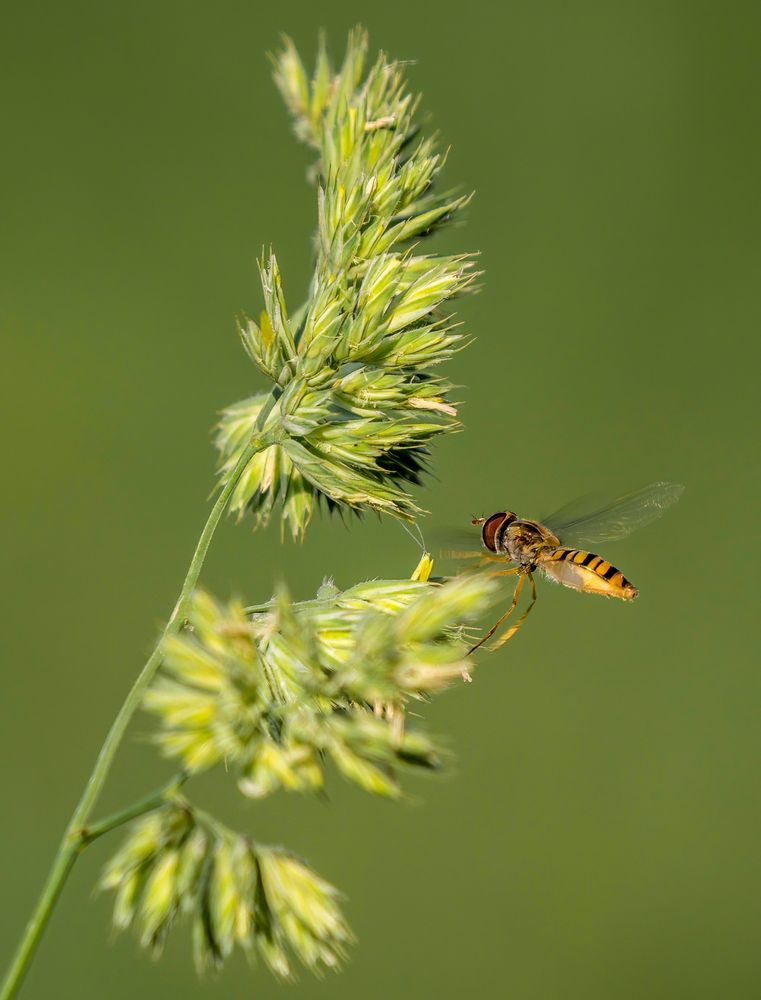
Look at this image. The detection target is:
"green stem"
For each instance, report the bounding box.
[1,423,273,1000]
[81,772,188,845]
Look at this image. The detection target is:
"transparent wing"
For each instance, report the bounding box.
[430,524,484,560]
[541,481,684,545]
[429,524,511,569]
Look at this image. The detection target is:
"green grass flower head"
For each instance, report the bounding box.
[216,29,477,538]
[100,801,351,979]
[144,560,498,801]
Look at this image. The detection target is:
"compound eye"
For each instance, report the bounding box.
[480,512,507,552]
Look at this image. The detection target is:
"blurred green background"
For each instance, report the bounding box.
[2,2,759,997]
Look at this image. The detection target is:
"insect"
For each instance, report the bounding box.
[462,481,684,654]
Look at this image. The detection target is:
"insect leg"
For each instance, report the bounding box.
[467,572,526,655]
[490,572,538,650]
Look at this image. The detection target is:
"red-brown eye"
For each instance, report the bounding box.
[480,512,507,551]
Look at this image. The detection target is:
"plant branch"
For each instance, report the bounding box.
[0,416,275,1000]
[80,772,188,846]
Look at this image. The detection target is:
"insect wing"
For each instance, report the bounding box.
[432,524,509,570]
[541,481,684,545]
[432,525,483,563]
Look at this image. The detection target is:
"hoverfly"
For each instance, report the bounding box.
[460,482,684,654]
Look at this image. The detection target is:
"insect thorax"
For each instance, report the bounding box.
[501,519,559,567]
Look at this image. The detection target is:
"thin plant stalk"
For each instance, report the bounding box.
[0,428,272,1000]
[79,773,189,846]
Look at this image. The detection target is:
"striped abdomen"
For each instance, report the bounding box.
[541,548,638,600]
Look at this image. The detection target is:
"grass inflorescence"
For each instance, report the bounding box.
[216,27,477,538]
[1,28,491,998]
[100,556,497,975]
[100,800,352,979]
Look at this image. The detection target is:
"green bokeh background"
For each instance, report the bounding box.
[2,2,759,997]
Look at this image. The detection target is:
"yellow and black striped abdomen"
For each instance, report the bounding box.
[541,548,638,600]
